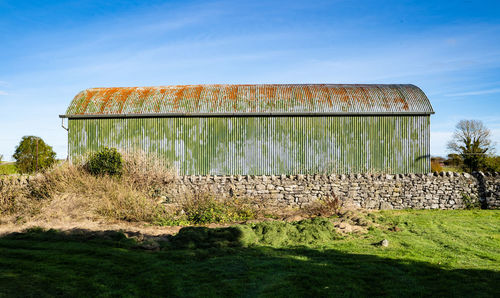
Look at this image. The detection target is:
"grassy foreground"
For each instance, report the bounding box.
[0,210,499,297]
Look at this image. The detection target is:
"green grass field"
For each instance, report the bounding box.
[0,210,499,297]
[0,162,17,175]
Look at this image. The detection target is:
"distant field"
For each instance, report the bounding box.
[0,162,17,175]
[0,210,498,296]
[442,166,463,173]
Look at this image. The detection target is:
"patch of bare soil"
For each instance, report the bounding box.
[0,219,182,238]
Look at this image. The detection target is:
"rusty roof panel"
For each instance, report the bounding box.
[64,84,434,116]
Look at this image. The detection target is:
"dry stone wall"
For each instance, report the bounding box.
[2,171,499,210]
[167,172,500,210]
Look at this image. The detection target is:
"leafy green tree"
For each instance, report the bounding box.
[13,136,56,174]
[447,120,494,172]
[0,154,3,163]
[484,156,500,172]
[444,153,463,168]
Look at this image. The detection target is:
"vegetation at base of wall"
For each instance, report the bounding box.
[0,153,176,221]
[0,153,258,225]
[173,193,256,225]
[13,136,56,174]
[303,193,343,217]
[461,194,481,210]
[0,210,498,296]
[85,147,123,176]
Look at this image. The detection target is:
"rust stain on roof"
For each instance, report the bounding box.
[97,88,112,113]
[173,86,186,110]
[193,85,203,110]
[79,89,99,114]
[65,84,433,116]
[116,88,136,113]
[135,88,154,112]
[303,86,313,104]
[394,89,410,111]
[319,85,333,107]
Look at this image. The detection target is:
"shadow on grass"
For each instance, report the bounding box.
[0,226,498,297]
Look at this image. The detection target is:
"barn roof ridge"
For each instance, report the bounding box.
[61,84,434,118]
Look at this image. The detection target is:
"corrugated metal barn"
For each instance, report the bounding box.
[60,84,434,175]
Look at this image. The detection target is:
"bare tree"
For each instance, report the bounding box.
[447,120,494,172]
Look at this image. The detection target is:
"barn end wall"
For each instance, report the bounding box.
[68,115,430,175]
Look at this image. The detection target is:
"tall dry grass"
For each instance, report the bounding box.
[0,176,39,218]
[1,153,177,224]
[1,152,259,226]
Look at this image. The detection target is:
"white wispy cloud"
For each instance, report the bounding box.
[0,90,8,95]
[445,88,500,97]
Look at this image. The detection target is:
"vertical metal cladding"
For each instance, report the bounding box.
[68,115,430,175]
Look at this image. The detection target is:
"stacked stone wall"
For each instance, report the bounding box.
[167,172,500,210]
[2,172,499,210]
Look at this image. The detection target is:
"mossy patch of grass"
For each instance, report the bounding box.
[169,217,342,249]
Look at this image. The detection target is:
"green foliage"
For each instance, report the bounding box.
[85,147,123,176]
[12,136,56,174]
[484,156,500,172]
[169,218,341,249]
[462,194,481,210]
[444,153,463,167]
[242,217,342,247]
[180,193,255,224]
[0,163,18,175]
[447,120,494,172]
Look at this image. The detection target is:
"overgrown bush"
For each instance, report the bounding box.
[121,151,176,192]
[1,151,255,226]
[179,193,256,224]
[305,192,343,217]
[86,147,123,176]
[431,160,443,173]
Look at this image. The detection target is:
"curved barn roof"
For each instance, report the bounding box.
[61,84,434,118]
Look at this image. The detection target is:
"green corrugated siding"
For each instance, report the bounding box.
[68,116,430,175]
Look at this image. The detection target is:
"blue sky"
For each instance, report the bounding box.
[1,0,499,160]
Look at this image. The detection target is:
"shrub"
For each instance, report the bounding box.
[13,136,56,174]
[305,192,343,217]
[484,156,500,172]
[180,193,256,224]
[431,159,443,173]
[121,151,176,192]
[86,147,123,176]
[462,194,481,210]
